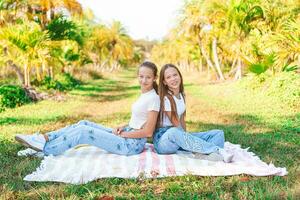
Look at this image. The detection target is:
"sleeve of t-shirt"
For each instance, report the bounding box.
[147,95,160,111]
[164,96,171,111]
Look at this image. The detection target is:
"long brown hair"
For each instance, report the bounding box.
[158,64,185,127]
[139,61,158,94]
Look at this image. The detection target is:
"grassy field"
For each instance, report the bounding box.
[0,69,299,199]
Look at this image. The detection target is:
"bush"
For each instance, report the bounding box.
[0,85,31,111]
[56,73,81,89]
[39,76,66,91]
[33,73,81,91]
[239,72,300,107]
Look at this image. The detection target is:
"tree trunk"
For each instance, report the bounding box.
[234,58,242,80]
[35,66,41,82]
[199,58,203,72]
[42,61,47,78]
[197,35,217,75]
[48,66,54,78]
[24,63,28,86]
[230,57,237,72]
[7,60,24,84]
[212,37,225,80]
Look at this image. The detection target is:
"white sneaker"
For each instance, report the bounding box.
[194,152,223,162]
[17,148,44,158]
[15,133,46,151]
[218,148,234,163]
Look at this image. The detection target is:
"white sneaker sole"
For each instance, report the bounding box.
[194,152,223,162]
[223,154,234,163]
[15,135,43,152]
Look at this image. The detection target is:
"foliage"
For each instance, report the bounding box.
[38,76,65,91]
[56,73,81,89]
[0,84,30,111]
[46,15,85,46]
[36,73,81,91]
[151,0,300,79]
[249,53,275,74]
[0,1,136,88]
[239,71,300,107]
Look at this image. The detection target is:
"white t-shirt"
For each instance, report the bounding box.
[129,89,160,129]
[162,93,186,127]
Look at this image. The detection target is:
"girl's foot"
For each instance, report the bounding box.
[15,133,46,151]
[194,152,223,162]
[17,148,44,157]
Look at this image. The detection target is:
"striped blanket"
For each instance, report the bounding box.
[23,142,287,184]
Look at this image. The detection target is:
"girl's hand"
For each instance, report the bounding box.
[119,131,129,138]
[113,126,123,135]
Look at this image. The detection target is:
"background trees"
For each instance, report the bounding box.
[151,0,300,80]
[0,0,138,87]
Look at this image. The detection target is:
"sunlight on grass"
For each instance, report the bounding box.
[0,69,299,199]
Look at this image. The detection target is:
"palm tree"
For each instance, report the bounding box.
[0,22,49,86]
[205,0,265,79]
[27,0,82,29]
[88,21,134,71]
[177,0,225,80]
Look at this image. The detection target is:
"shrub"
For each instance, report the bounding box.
[40,76,66,91]
[56,73,81,89]
[34,73,81,91]
[239,72,300,107]
[0,85,31,111]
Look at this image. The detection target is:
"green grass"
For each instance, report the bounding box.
[0,69,299,199]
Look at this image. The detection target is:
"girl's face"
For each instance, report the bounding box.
[138,66,156,92]
[163,67,181,91]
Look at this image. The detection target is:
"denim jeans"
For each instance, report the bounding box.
[43,120,146,156]
[153,127,224,154]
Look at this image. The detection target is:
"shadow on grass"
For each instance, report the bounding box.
[71,79,140,100]
[0,114,93,126]
[81,92,137,102]
[1,113,298,199]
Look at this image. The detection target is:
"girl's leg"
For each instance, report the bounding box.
[155,133,180,154]
[43,125,143,156]
[46,120,112,141]
[190,129,225,148]
[153,128,180,154]
[164,127,220,154]
[76,120,113,132]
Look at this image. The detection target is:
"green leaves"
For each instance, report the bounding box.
[249,53,275,75]
[46,15,84,46]
[0,84,30,111]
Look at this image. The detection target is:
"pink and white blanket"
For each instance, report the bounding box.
[23,142,287,184]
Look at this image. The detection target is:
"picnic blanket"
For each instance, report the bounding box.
[22,142,287,184]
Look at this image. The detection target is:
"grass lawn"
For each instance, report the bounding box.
[0,69,299,199]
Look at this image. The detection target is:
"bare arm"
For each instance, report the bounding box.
[119,111,159,138]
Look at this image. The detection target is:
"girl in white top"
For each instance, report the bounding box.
[153,64,234,162]
[15,62,160,156]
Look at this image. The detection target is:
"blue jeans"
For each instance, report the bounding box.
[153,127,224,154]
[43,120,146,156]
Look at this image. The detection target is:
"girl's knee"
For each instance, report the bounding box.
[216,130,224,138]
[167,127,182,135]
[78,120,90,125]
[167,127,185,142]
